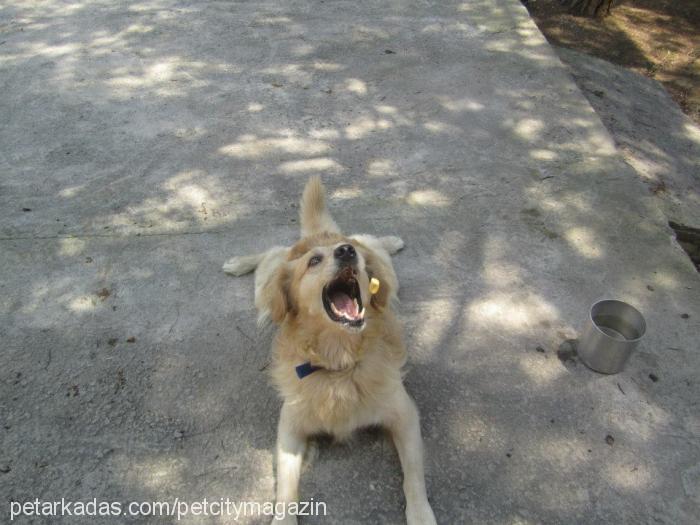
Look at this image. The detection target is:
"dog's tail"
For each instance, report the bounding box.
[300,176,340,237]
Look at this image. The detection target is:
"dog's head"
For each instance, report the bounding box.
[262,232,392,332]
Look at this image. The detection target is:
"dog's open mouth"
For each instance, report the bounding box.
[322,267,365,328]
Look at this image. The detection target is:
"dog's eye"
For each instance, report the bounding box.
[308,255,323,267]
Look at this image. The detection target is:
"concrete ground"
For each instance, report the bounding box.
[555,46,700,230]
[1,1,699,523]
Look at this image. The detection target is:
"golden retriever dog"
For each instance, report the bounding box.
[223,177,436,525]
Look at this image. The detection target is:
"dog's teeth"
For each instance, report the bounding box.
[330,300,364,322]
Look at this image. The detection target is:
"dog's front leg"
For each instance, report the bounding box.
[387,388,437,525]
[273,402,307,525]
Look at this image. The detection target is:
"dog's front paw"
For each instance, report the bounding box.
[381,236,405,255]
[406,500,437,525]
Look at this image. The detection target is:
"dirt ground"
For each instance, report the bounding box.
[525,0,700,124]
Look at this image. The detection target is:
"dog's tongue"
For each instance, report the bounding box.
[331,292,358,317]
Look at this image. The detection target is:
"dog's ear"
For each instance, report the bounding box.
[259,263,296,324]
[364,251,393,310]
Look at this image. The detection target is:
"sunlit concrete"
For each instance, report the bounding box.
[1,1,699,524]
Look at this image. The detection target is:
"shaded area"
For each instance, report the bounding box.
[526,0,700,124]
[670,222,700,272]
[554,46,700,229]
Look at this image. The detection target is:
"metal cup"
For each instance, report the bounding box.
[578,299,647,374]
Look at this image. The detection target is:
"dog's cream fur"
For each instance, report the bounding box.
[224,177,436,525]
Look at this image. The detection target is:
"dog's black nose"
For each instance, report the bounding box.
[334,243,356,262]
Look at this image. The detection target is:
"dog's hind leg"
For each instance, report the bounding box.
[223,245,290,325]
[350,234,404,256]
[378,235,405,255]
[222,253,266,276]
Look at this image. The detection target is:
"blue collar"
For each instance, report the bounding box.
[295,362,322,379]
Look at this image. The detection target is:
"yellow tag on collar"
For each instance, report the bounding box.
[369,277,380,295]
